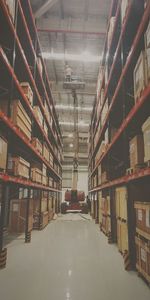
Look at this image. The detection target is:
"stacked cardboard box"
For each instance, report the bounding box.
[33,106,43,127]
[99,194,111,236]
[115,186,129,254]
[11,99,32,140]
[129,135,144,168]
[134,202,150,283]
[0,136,8,170]
[8,155,30,179]
[20,82,33,106]
[31,138,42,155]
[121,0,129,25]
[107,17,116,49]
[43,143,49,162]
[31,167,42,184]
[9,198,33,233]
[142,117,150,163]
[42,164,47,186]
[5,0,16,23]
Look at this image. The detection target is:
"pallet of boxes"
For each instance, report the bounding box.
[134,202,150,284]
[33,190,49,230]
[99,192,112,243]
[115,186,130,270]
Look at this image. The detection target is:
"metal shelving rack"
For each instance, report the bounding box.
[0,0,63,268]
[88,0,150,278]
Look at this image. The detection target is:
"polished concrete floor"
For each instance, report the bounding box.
[0,214,149,300]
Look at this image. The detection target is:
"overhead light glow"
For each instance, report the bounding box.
[55,105,93,111]
[42,51,102,63]
[59,121,89,127]
[69,143,74,148]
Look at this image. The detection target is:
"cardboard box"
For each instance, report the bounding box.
[107,16,116,49]
[121,0,129,24]
[31,138,42,155]
[129,135,144,168]
[33,106,43,126]
[142,117,150,162]
[145,48,150,85]
[31,167,42,183]
[115,186,127,220]
[145,20,150,48]
[11,99,32,140]
[134,202,150,235]
[8,156,30,179]
[117,219,129,253]
[37,57,43,75]
[43,120,48,136]
[0,136,8,170]
[5,0,16,23]
[134,52,146,101]
[9,198,33,233]
[20,82,33,106]
[135,236,150,283]
[43,143,49,162]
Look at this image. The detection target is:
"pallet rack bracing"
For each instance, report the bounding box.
[88,0,150,284]
[0,0,63,268]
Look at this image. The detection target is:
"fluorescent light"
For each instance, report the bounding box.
[69,143,74,148]
[59,121,89,127]
[55,104,93,112]
[42,51,102,63]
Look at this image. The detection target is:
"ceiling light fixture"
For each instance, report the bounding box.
[69,143,74,148]
[42,51,102,63]
[59,121,89,127]
[55,104,93,111]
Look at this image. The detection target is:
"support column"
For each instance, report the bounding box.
[0,184,9,268]
[25,189,31,243]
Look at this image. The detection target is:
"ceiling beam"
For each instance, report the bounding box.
[35,0,58,19]
[37,28,106,36]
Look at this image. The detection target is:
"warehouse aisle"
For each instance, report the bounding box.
[0,216,149,300]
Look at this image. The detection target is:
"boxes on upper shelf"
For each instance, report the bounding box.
[43,120,48,136]
[20,82,33,106]
[8,155,30,179]
[33,106,43,127]
[11,99,32,140]
[101,99,108,126]
[43,143,49,162]
[31,138,42,155]
[145,48,150,84]
[134,52,146,102]
[31,167,42,184]
[145,20,150,48]
[129,135,144,168]
[121,0,129,25]
[96,66,104,99]
[37,56,43,76]
[5,0,16,23]
[107,16,116,49]
[42,164,47,186]
[142,117,150,163]
[0,136,8,170]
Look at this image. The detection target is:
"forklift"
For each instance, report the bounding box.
[61,74,88,214]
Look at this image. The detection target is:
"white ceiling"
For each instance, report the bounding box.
[31,0,111,166]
